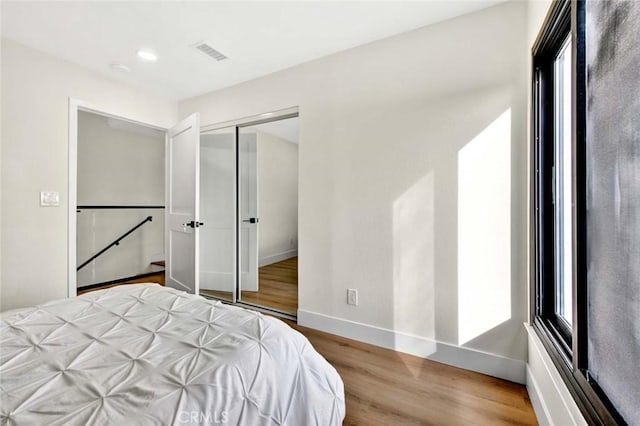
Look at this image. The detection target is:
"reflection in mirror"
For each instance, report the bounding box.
[238,116,299,315]
[199,126,236,302]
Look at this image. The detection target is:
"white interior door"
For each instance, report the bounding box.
[239,131,259,292]
[165,113,201,294]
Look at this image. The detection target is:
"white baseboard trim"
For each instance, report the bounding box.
[526,364,552,426]
[259,249,298,267]
[298,309,526,384]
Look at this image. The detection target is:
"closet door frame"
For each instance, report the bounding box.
[200,106,298,320]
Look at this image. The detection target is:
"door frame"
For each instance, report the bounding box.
[200,106,299,133]
[67,98,168,298]
[200,106,299,318]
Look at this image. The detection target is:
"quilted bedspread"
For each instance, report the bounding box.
[0,284,345,425]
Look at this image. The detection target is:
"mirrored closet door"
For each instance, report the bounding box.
[198,126,236,303]
[198,112,299,318]
[238,117,299,316]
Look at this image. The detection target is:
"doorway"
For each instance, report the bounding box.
[198,111,299,318]
[68,99,169,297]
[75,111,166,293]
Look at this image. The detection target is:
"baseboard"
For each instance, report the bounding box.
[298,309,526,384]
[259,249,298,267]
[526,364,552,426]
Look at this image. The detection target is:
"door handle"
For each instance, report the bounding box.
[242,218,259,224]
[183,221,205,228]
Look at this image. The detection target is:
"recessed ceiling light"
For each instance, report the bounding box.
[109,63,131,73]
[137,50,157,61]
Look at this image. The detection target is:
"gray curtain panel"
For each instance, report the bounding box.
[586,1,640,423]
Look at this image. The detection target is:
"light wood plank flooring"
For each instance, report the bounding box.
[201,257,298,314]
[288,321,538,425]
[77,272,165,295]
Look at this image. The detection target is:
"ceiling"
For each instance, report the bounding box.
[1,1,502,101]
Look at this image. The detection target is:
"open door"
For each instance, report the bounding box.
[165,113,201,294]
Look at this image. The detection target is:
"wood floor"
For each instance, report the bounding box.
[200,257,298,314]
[77,272,165,295]
[78,258,298,315]
[288,321,538,425]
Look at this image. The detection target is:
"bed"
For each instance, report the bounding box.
[0,284,345,425]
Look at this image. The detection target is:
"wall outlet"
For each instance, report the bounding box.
[347,288,358,306]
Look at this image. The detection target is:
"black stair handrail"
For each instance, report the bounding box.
[77,216,153,272]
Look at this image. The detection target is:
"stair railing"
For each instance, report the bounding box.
[77,216,153,272]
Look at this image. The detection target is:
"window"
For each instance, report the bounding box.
[532,0,573,354]
[531,0,630,423]
[553,35,573,329]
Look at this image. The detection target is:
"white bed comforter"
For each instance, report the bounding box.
[0,284,345,425]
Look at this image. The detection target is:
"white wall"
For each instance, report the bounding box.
[0,38,177,311]
[76,208,164,287]
[0,44,3,312]
[256,130,298,266]
[77,111,165,206]
[180,1,530,381]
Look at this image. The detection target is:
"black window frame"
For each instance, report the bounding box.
[532,0,573,356]
[531,0,624,424]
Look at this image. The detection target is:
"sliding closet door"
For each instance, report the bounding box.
[238,131,259,293]
[199,127,237,302]
[199,111,299,315]
[237,116,299,315]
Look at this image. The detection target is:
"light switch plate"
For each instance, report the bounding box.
[347,288,358,306]
[40,191,60,207]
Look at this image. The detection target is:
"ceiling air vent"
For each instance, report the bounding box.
[193,42,228,61]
